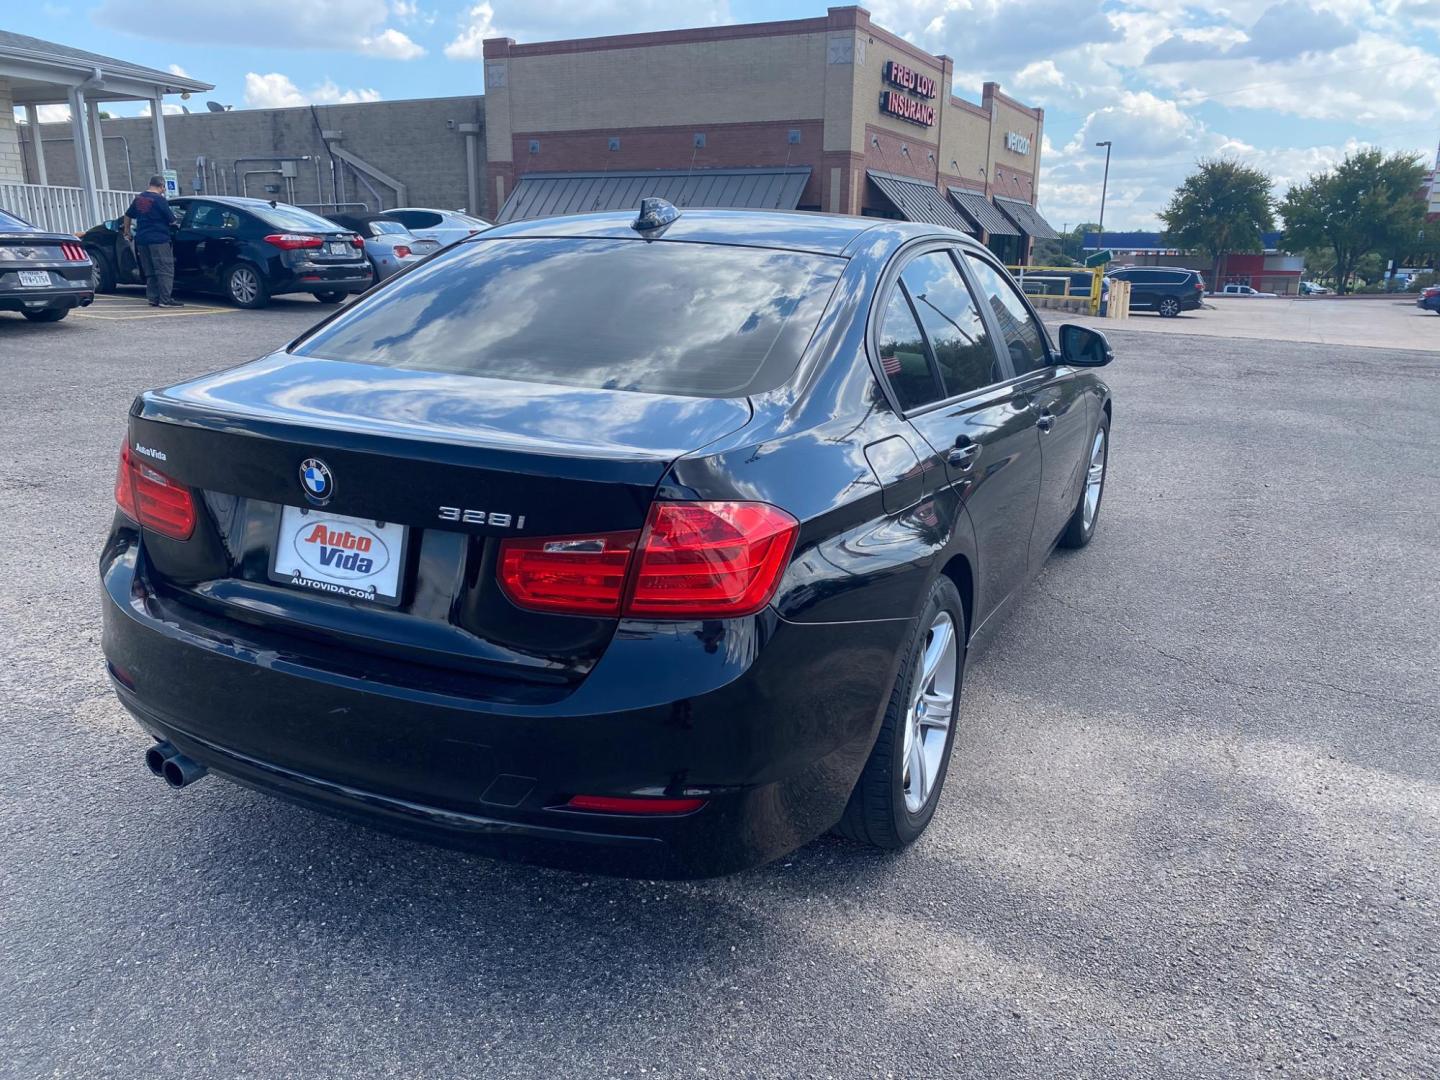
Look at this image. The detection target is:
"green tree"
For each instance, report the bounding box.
[1160,159,1276,290]
[1279,148,1427,295]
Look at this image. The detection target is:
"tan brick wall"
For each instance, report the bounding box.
[0,79,24,182]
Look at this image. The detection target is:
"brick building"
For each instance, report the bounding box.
[483,5,1057,261]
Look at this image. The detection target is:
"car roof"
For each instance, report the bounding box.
[478,208,979,258]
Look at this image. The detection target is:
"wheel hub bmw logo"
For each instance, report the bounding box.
[299,457,334,505]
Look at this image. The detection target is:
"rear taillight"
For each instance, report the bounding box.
[350,235,365,249]
[264,233,323,251]
[115,443,195,540]
[496,501,799,620]
[61,242,87,261]
[394,244,412,259]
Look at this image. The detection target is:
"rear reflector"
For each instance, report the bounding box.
[565,795,706,815]
[496,501,798,620]
[115,443,195,540]
[264,233,323,250]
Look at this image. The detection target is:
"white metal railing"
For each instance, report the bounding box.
[0,181,134,234]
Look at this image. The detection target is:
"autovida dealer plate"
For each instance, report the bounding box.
[270,505,407,605]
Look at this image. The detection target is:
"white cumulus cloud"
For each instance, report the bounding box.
[243,73,383,109]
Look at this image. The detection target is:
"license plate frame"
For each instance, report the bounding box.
[17,270,50,288]
[268,505,409,606]
[327,242,350,256]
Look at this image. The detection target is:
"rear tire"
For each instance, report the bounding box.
[225,262,269,309]
[314,290,346,305]
[836,577,963,849]
[1158,296,1181,318]
[21,307,69,323]
[1059,412,1110,549]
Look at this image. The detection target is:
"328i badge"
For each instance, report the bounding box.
[101,202,1113,878]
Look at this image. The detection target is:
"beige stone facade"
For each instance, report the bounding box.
[0,78,24,182]
[482,6,1045,255]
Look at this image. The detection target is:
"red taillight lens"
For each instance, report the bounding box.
[264,233,323,250]
[394,244,412,259]
[350,234,365,249]
[564,795,706,815]
[626,502,799,618]
[61,242,87,261]
[114,443,195,540]
[498,530,638,615]
[495,501,798,619]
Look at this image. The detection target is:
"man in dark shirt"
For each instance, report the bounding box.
[125,176,184,307]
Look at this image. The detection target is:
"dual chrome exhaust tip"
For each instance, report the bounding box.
[144,740,208,789]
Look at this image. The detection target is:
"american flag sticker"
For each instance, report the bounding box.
[881,355,902,376]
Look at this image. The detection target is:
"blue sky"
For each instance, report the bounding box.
[11,0,1440,228]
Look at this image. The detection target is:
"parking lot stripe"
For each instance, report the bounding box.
[76,306,229,320]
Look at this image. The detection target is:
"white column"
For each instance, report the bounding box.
[150,94,169,174]
[87,99,110,189]
[24,105,48,185]
[67,88,101,225]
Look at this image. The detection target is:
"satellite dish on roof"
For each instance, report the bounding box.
[206,101,226,113]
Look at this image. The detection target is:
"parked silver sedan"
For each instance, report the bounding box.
[376,207,491,249]
[327,213,442,281]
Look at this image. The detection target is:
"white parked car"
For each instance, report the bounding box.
[1217,283,1277,298]
[376,208,491,249]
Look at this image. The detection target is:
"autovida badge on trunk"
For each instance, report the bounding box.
[299,458,335,506]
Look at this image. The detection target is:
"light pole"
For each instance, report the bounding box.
[1095,140,1112,255]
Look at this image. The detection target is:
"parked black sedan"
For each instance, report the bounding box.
[100,201,1113,878]
[82,196,372,308]
[0,207,93,322]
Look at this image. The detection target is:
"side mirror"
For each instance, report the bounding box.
[1058,323,1114,367]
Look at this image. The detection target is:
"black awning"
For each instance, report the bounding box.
[947,188,1019,237]
[993,196,1060,241]
[496,167,812,223]
[867,171,974,234]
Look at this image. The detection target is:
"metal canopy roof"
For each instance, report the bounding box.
[0,29,212,103]
[947,188,1019,237]
[994,196,1060,241]
[867,171,974,234]
[497,167,812,223]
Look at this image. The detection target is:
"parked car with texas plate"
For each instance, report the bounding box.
[325,213,441,280]
[0,207,94,323]
[101,200,1114,878]
[82,196,372,307]
[376,207,490,249]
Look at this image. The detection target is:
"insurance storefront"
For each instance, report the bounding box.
[481,5,1058,261]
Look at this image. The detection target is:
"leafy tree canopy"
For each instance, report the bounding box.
[1160,159,1276,267]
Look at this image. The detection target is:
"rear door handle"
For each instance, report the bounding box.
[948,436,982,471]
[1035,409,1055,433]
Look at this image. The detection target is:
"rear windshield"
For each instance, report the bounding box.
[254,204,346,232]
[0,209,34,230]
[291,237,844,397]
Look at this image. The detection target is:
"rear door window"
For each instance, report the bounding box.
[899,251,999,398]
[876,289,941,411]
[292,237,843,398]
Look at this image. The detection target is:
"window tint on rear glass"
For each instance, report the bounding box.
[876,289,940,411]
[899,251,998,398]
[253,204,344,232]
[0,209,33,230]
[292,237,843,398]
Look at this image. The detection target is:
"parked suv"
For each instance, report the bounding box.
[83,196,372,307]
[1105,265,1205,317]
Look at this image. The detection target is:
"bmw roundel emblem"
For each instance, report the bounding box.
[299,457,334,504]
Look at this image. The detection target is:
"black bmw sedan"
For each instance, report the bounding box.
[100,201,1113,878]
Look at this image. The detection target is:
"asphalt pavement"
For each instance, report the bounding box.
[1,293,1437,1078]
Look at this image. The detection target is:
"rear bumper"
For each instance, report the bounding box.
[278,262,373,295]
[100,529,907,878]
[0,271,93,311]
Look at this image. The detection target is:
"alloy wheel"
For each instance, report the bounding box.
[1159,297,1180,317]
[901,610,958,813]
[1083,427,1106,530]
[230,267,259,305]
